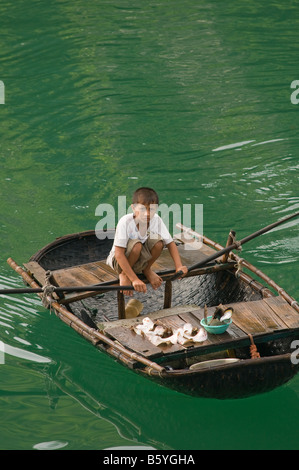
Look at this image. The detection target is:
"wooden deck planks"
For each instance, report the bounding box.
[224,300,285,334]
[263,296,299,329]
[52,261,118,303]
[104,324,162,358]
[24,261,50,287]
[103,296,299,361]
[53,261,117,285]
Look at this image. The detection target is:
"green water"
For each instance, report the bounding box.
[1,0,299,450]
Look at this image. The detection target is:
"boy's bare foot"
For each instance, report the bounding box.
[119,272,133,296]
[143,267,163,290]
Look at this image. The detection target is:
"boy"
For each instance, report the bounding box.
[106,187,188,296]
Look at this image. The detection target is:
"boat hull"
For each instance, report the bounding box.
[9,228,299,400]
[138,354,299,399]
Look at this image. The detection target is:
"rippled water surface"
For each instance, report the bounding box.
[0,0,299,450]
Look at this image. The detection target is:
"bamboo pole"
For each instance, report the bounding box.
[0,262,235,296]
[173,211,299,280]
[6,258,166,374]
[222,230,236,263]
[177,224,299,314]
[176,225,273,298]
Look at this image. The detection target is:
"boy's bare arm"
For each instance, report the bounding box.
[166,241,188,276]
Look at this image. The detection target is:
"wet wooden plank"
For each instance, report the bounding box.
[250,299,288,330]
[52,261,118,303]
[24,261,49,286]
[156,313,187,331]
[104,325,162,358]
[105,306,237,359]
[100,305,198,331]
[104,309,204,358]
[54,267,96,287]
[228,300,286,334]
[263,296,299,329]
[83,261,117,280]
[53,261,117,286]
[191,299,294,336]
[231,298,299,334]
[103,298,299,361]
[223,302,271,334]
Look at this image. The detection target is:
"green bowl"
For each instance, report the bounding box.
[200,316,232,334]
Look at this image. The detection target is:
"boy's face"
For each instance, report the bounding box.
[132,203,158,224]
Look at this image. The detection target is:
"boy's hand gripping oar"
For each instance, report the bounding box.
[171,210,299,281]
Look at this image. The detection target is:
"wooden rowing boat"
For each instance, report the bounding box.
[7,224,299,399]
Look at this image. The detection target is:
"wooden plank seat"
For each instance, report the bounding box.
[51,261,118,303]
[24,260,118,303]
[102,297,299,363]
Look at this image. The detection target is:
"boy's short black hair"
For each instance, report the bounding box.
[132,187,159,205]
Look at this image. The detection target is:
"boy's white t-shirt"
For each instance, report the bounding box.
[106,213,173,268]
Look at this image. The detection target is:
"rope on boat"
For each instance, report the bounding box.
[248,334,260,359]
[229,231,242,251]
[235,258,245,278]
[41,270,55,311]
[145,366,165,378]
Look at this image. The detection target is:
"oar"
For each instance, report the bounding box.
[171,210,299,280]
[0,260,227,296]
[0,284,135,295]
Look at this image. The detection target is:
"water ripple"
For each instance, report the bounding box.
[2,342,51,364]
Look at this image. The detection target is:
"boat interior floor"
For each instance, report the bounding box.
[96,297,299,363]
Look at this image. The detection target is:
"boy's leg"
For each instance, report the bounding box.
[144,239,163,269]
[142,237,164,290]
[118,240,143,296]
[112,237,164,293]
[127,240,143,268]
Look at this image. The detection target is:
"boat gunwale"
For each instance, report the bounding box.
[29,229,115,264]
[140,351,297,378]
